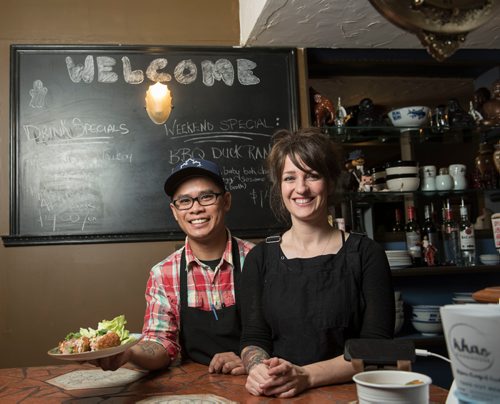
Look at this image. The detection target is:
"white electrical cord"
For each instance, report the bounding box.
[415,348,451,363]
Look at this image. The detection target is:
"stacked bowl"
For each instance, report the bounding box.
[385,161,420,192]
[452,292,476,304]
[385,250,412,269]
[411,305,443,335]
[394,291,404,335]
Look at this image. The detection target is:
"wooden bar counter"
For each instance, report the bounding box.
[0,361,449,403]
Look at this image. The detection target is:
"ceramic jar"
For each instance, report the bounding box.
[449,164,467,190]
[473,142,497,189]
[420,165,436,191]
[435,167,453,191]
[494,142,500,174]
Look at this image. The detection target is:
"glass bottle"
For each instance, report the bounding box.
[422,204,440,266]
[405,206,422,266]
[442,200,462,266]
[392,208,404,232]
[459,199,476,266]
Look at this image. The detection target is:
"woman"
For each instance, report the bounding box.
[239,128,394,398]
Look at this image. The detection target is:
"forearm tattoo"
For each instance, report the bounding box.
[138,340,164,357]
[242,345,270,372]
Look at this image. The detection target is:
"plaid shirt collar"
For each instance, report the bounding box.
[183,228,234,271]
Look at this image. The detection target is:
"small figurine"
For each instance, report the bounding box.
[447,98,475,129]
[472,87,491,120]
[431,105,449,133]
[356,98,377,126]
[481,79,500,127]
[335,97,350,128]
[345,149,366,191]
[423,236,438,267]
[313,92,335,128]
[468,100,483,124]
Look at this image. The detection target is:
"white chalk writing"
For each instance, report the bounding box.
[23,118,129,145]
[65,55,260,87]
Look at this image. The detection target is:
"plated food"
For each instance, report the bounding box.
[48,315,142,361]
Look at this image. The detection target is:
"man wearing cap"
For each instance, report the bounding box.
[94,158,254,374]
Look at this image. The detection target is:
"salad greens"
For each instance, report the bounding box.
[65,315,134,345]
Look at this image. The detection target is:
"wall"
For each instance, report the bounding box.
[0,0,240,368]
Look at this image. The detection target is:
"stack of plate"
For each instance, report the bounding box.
[452,292,477,304]
[385,250,412,269]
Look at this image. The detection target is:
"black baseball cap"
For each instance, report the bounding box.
[164,158,226,197]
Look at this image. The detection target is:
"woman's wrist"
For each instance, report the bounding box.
[241,346,270,373]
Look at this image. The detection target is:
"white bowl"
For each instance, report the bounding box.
[353,370,431,404]
[386,166,419,176]
[479,254,500,265]
[386,177,420,192]
[412,311,441,322]
[388,106,430,128]
[412,320,443,335]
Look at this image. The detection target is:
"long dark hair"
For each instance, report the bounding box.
[267,128,343,223]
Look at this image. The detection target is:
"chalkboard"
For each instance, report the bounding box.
[4,45,298,246]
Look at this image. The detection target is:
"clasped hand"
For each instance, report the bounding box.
[245,357,310,398]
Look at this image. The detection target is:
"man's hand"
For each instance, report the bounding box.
[208,352,246,375]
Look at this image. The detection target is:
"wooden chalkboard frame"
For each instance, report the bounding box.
[4,45,299,246]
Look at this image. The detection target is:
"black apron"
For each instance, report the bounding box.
[179,238,241,365]
[263,231,363,366]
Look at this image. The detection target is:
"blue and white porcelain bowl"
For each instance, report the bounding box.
[388,106,430,128]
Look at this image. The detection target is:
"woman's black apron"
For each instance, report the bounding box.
[179,238,241,365]
[262,232,364,366]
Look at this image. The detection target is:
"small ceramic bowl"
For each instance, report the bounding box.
[386,177,420,192]
[412,320,443,335]
[388,106,430,128]
[479,254,500,265]
[385,160,419,176]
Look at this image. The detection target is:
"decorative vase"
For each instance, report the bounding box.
[494,142,500,175]
[473,143,497,189]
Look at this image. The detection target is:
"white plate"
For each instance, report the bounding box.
[48,333,142,361]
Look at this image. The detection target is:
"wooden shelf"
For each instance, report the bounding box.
[396,333,445,348]
[325,125,500,145]
[391,265,500,277]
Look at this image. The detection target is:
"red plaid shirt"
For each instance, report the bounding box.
[141,231,254,361]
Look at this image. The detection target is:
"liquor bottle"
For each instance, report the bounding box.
[422,204,440,266]
[392,208,404,232]
[442,200,462,266]
[459,199,476,266]
[405,206,422,266]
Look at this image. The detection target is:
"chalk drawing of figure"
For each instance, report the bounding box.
[29,79,48,108]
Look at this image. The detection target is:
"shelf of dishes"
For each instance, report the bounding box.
[393,292,477,342]
[344,188,500,203]
[323,125,500,145]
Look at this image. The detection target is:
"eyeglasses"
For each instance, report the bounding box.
[172,192,224,210]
